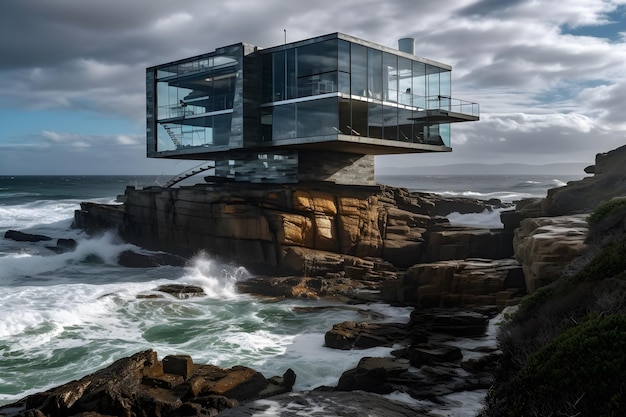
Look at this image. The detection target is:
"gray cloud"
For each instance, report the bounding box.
[0,0,625,174]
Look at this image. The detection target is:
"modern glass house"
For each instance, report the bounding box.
[146,33,479,184]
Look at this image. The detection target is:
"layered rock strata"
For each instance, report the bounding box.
[74,182,511,276]
[513,215,589,293]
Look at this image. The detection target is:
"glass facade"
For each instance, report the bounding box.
[153,47,241,152]
[258,37,476,147]
[147,33,479,159]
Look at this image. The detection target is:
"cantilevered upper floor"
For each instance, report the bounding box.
[146,33,479,183]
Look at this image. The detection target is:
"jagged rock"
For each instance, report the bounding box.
[408,343,463,366]
[521,144,626,216]
[154,284,205,298]
[382,258,525,310]
[513,215,588,293]
[324,321,411,350]
[45,238,78,253]
[73,182,511,275]
[117,250,187,268]
[4,230,52,242]
[0,350,294,417]
[409,309,491,337]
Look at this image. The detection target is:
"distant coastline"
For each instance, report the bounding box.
[375,162,589,176]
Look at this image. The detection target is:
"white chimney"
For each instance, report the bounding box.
[398,38,415,55]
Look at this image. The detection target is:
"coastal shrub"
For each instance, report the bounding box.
[568,234,626,286]
[506,314,626,417]
[587,197,626,224]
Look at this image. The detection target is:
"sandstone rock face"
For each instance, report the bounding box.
[0,350,294,417]
[74,182,507,275]
[513,215,589,293]
[521,144,626,216]
[381,258,525,310]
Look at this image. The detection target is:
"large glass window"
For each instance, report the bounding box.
[155,51,239,152]
[383,52,398,103]
[351,44,367,97]
[297,98,338,138]
[398,57,412,106]
[273,104,296,140]
[367,49,382,100]
[368,103,383,138]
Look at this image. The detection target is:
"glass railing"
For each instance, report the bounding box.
[427,95,479,117]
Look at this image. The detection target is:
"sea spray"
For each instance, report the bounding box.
[446,207,508,229]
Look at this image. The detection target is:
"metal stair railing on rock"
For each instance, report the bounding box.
[164,162,215,188]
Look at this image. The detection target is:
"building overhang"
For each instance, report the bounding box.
[410,109,479,124]
[150,135,451,161]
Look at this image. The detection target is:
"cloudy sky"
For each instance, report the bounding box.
[1,0,625,175]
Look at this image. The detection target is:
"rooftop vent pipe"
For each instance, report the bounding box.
[398,37,415,55]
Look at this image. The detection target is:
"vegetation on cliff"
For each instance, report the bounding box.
[482,200,626,416]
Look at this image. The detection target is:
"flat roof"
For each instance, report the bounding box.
[147,33,452,71]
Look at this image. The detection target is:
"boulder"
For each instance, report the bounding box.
[513,215,588,293]
[324,321,410,350]
[382,258,525,310]
[117,250,187,268]
[0,350,294,417]
[153,284,205,299]
[45,238,78,253]
[4,230,52,242]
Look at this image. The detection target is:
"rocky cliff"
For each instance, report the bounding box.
[74,182,511,275]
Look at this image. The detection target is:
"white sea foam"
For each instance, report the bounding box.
[446,208,506,229]
[553,179,567,187]
[0,231,138,282]
[176,251,249,298]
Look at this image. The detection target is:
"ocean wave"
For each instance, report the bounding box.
[176,251,249,299]
[446,208,507,229]
[552,179,568,187]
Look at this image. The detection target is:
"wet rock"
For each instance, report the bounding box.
[408,343,463,366]
[0,350,294,417]
[4,230,52,242]
[513,215,588,293]
[409,309,491,337]
[118,250,187,268]
[154,284,205,299]
[324,321,409,350]
[45,238,78,253]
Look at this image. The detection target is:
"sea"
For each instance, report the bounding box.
[0,174,584,415]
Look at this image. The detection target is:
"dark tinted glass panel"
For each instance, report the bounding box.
[382,106,398,140]
[286,49,297,99]
[297,39,338,77]
[338,97,351,135]
[368,102,382,138]
[261,108,272,141]
[261,54,273,102]
[214,114,232,145]
[351,44,367,96]
[367,49,382,100]
[338,40,350,73]
[398,108,413,141]
[297,98,338,138]
[273,104,296,140]
[351,100,367,137]
[274,52,286,101]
